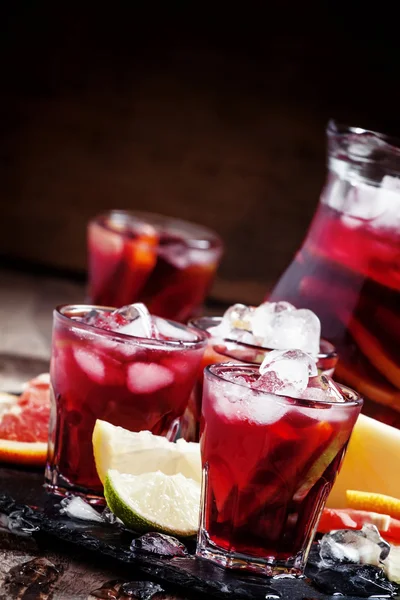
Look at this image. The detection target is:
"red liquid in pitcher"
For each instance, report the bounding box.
[269,202,400,426]
[200,369,359,565]
[48,310,204,493]
[88,216,222,322]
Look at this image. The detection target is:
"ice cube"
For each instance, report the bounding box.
[81,308,108,328]
[101,507,123,525]
[246,394,288,425]
[343,180,386,221]
[258,307,321,356]
[73,348,124,386]
[81,304,159,339]
[111,303,158,339]
[130,532,188,557]
[372,175,400,231]
[213,381,288,425]
[73,348,106,384]
[88,581,165,600]
[127,363,174,394]
[320,524,391,567]
[3,509,39,535]
[157,240,190,269]
[209,303,255,340]
[256,349,318,398]
[119,582,165,599]
[307,557,396,598]
[250,301,295,339]
[305,374,346,403]
[60,496,104,523]
[154,317,196,342]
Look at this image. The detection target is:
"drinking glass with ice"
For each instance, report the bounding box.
[87,210,223,322]
[197,349,362,576]
[45,303,206,499]
[183,301,338,442]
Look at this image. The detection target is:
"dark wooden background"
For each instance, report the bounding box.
[0,4,398,304]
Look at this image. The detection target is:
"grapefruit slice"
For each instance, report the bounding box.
[0,373,50,466]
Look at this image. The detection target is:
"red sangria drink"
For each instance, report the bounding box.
[269,122,400,427]
[45,303,206,499]
[197,351,362,575]
[181,302,337,442]
[87,211,223,322]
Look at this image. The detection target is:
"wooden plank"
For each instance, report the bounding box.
[0,531,139,600]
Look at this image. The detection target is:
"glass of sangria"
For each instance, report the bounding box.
[87,210,223,322]
[181,301,337,442]
[269,121,400,427]
[45,303,206,500]
[197,351,362,576]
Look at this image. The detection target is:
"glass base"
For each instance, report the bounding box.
[196,529,304,577]
[44,464,105,505]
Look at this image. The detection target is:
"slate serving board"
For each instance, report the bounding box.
[0,466,398,600]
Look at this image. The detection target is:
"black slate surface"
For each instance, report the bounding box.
[1,466,399,600]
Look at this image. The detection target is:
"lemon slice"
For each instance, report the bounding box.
[104,469,200,537]
[92,420,201,484]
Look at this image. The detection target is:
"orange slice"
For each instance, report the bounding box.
[0,439,47,466]
[0,374,50,466]
[335,360,400,411]
[128,228,159,271]
[347,318,400,390]
[346,490,400,520]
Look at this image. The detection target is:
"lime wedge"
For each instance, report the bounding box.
[104,469,200,537]
[92,420,201,484]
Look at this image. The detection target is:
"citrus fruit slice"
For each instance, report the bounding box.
[383,544,400,584]
[327,415,400,508]
[346,490,400,520]
[92,420,201,484]
[104,469,200,536]
[0,373,50,466]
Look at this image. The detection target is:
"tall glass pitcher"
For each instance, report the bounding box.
[269,120,400,427]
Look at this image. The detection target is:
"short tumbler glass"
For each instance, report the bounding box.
[87,210,223,322]
[45,304,206,500]
[181,315,338,442]
[197,364,362,576]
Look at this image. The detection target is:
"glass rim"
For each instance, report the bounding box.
[54,304,207,350]
[327,119,400,152]
[205,363,363,409]
[90,209,223,251]
[188,315,337,361]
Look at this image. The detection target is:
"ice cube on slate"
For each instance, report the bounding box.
[60,496,104,523]
[320,524,391,567]
[256,349,318,397]
[130,532,188,557]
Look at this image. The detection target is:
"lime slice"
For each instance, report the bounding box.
[92,420,201,484]
[104,469,200,537]
[175,437,202,483]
